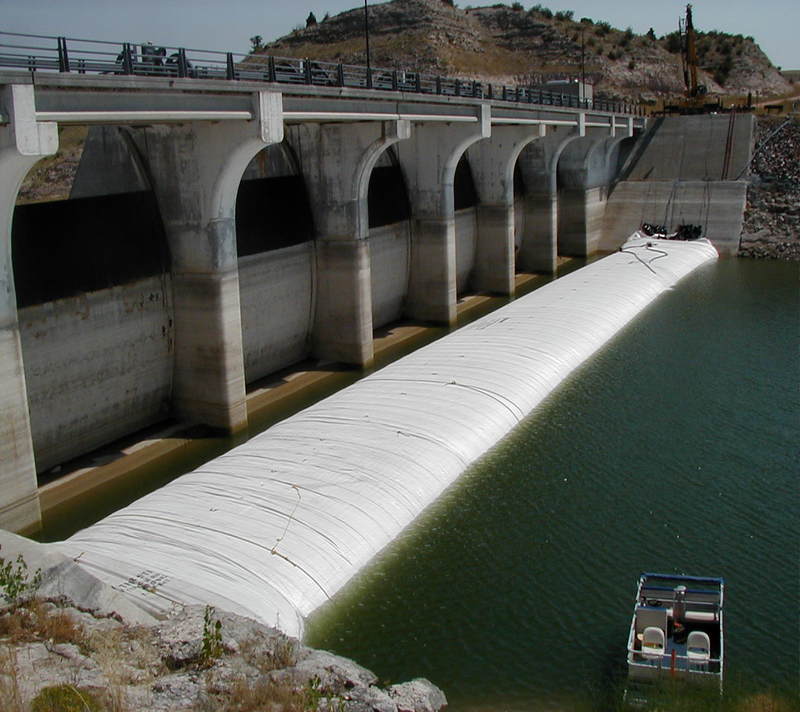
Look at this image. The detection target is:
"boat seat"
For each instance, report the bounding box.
[641,626,665,662]
[684,610,717,623]
[687,630,711,669]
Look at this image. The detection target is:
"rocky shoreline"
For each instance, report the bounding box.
[0,533,447,712]
[739,116,800,261]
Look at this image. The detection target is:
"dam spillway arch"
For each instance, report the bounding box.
[55,238,718,638]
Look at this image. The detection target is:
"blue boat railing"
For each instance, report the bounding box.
[0,31,644,116]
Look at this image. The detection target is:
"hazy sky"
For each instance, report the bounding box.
[2,0,798,70]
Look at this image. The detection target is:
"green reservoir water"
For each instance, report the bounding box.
[304,258,799,710]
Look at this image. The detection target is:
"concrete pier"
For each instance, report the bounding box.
[287,119,410,366]
[396,106,491,325]
[0,85,57,533]
[469,124,546,294]
[132,92,283,433]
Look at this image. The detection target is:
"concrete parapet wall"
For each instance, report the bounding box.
[239,243,313,384]
[19,276,173,472]
[369,222,410,329]
[455,207,477,295]
[601,181,747,255]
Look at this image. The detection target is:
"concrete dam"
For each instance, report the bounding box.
[0,70,753,634]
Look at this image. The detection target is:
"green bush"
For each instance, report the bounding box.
[0,554,42,607]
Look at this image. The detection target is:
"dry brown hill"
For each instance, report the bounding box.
[258,0,791,103]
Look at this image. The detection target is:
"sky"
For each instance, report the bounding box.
[2,0,798,70]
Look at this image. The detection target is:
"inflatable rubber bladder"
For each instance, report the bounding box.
[55,236,718,638]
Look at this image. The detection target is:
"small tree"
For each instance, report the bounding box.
[249,35,264,52]
[646,27,656,41]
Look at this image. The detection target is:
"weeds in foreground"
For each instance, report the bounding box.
[30,684,103,712]
[0,599,87,650]
[0,644,23,712]
[196,674,344,712]
[200,605,224,667]
[0,552,42,607]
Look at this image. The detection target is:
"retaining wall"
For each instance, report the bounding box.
[239,243,314,384]
[369,222,411,329]
[20,276,173,472]
[455,207,478,294]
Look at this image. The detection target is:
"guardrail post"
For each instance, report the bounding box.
[392,70,398,91]
[488,84,493,100]
[455,80,461,97]
[177,48,188,77]
[366,67,372,89]
[436,76,441,94]
[304,58,312,84]
[226,52,235,80]
[337,63,344,87]
[415,73,421,93]
[502,86,507,101]
[57,37,70,73]
[267,55,276,82]
[122,43,133,74]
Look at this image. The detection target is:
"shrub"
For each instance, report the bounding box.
[31,685,102,712]
[200,606,224,667]
[511,2,523,10]
[665,31,682,53]
[0,554,42,607]
[555,10,574,21]
[530,4,553,19]
[595,21,611,36]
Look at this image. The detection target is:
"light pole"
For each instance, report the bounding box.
[364,0,371,86]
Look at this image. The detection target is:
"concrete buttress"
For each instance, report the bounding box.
[395,106,491,325]
[131,91,283,434]
[0,85,58,532]
[286,119,410,367]
[516,127,581,273]
[469,124,546,294]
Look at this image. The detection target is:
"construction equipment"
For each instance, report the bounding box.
[664,4,723,114]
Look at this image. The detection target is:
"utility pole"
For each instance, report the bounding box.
[580,29,586,106]
[364,0,371,86]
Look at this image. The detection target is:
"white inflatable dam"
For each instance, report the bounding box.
[55,236,718,638]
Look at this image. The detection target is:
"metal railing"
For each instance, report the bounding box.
[0,31,644,116]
